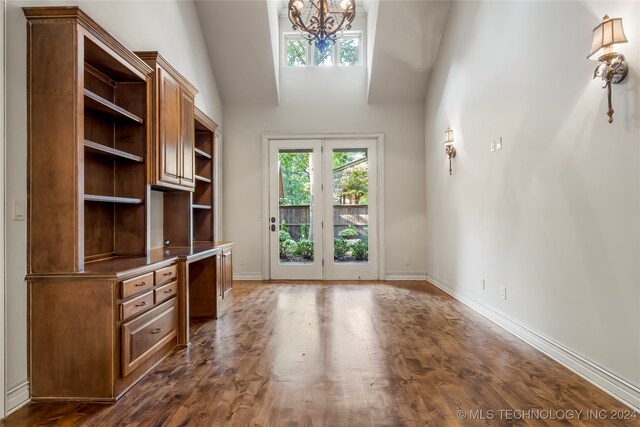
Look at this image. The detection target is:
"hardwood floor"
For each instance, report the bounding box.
[3,281,637,426]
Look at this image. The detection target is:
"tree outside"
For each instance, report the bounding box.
[279,152,311,206]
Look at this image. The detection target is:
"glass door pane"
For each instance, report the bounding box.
[278,150,315,264]
[332,149,369,264]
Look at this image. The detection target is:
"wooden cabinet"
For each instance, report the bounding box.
[216,246,233,310]
[29,261,179,401]
[222,248,233,297]
[122,298,177,376]
[23,6,234,403]
[180,92,196,188]
[192,108,217,241]
[24,6,152,273]
[158,68,181,186]
[137,52,198,191]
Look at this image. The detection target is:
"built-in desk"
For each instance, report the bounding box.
[155,242,234,345]
[27,241,233,401]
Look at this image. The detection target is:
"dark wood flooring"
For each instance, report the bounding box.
[3,281,637,426]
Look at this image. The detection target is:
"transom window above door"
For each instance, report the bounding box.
[284,33,363,67]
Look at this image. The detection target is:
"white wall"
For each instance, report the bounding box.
[5,0,222,412]
[224,14,427,279]
[425,0,640,400]
[0,0,6,418]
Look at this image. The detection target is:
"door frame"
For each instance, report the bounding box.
[261,132,385,280]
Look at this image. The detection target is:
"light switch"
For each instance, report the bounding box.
[13,201,25,221]
[490,140,496,152]
[496,137,503,150]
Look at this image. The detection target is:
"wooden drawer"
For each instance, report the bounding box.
[121,272,154,299]
[155,264,177,286]
[122,298,177,376]
[155,280,177,305]
[121,290,154,321]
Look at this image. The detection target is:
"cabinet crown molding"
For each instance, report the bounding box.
[136,51,199,97]
[23,6,153,79]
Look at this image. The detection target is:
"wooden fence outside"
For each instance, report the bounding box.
[279,205,369,240]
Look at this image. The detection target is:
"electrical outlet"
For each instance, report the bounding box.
[481,279,486,290]
[496,137,503,150]
[239,257,246,266]
[490,140,496,152]
[13,201,25,221]
[404,257,410,266]
[500,286,507,300]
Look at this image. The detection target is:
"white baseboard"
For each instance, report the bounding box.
[233,273,263,281]
[6,379,30,415]
[426,273,640,412]
[385,274,427,281]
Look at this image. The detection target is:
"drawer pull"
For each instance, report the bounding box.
[135,282,147,287]
[150,328,162,335]
[164,289,173,294]
[163,272,172,276]
[135,301,147,307]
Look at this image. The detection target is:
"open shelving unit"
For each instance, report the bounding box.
[83,37,149,263]
[193,108,217,243]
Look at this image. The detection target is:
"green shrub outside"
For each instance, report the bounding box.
[334,239,349,259]
[292,239,314,259]
[351,241,368,261]
[338,224,358,239]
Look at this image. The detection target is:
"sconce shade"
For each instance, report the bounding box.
[588,15,628,60]
[443,128,454,147]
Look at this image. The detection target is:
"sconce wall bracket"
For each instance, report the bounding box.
[445,146,456,175]
[593,53,628,124]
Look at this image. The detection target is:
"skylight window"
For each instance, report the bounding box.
[285,33,363,67]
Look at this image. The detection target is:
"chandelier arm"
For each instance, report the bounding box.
[323,11,354,38]
[290,9,315,38]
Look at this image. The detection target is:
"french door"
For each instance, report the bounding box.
[268,138,378,280]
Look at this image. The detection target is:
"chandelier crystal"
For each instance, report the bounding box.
[288,0,356,54]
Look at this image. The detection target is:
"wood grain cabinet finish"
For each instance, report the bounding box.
[121,272,154,299]
[155,280,178,305]
[120,290,155,321]
[122,298,177,376]
[158,68,182,186]
[215,246,233,312]
[136,51,198,191]
[155,264,177,286]
[222,248,233,298]
[28,261,180,401]
[23,6,152,273]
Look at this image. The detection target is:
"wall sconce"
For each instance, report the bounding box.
[588,15,628,124]
[443,128,456,175]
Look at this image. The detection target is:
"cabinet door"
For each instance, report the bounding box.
[216,253,224,301]
[180,91,195,188]
[158,68,181,186]
[223,250,233,296]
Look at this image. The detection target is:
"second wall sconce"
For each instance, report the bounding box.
[444,128,456,175]
[588,15,629,124]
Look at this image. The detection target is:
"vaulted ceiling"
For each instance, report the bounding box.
[194,0,450,105]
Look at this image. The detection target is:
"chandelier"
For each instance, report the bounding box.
[288,0,356,53]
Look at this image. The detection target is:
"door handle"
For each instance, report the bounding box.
[271,224,276,232]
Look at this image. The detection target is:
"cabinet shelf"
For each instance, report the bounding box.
[192,204,212,210]
[194,148,212,159]
[195,175,211,184]
[84,194,144,204]
[84,89,144,124]
[84,140,144,162]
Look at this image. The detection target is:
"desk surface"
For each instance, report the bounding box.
[26,242,234,280]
